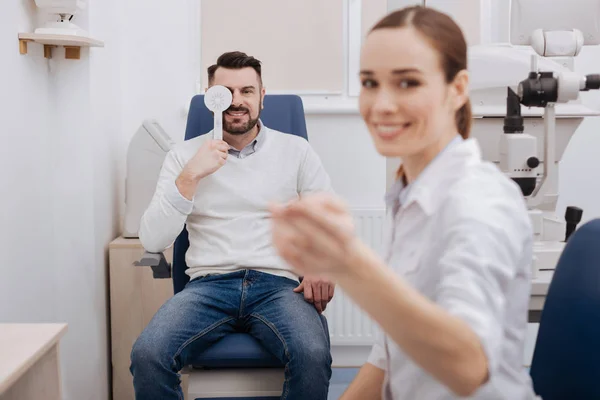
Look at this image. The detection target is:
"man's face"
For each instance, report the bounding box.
[210,67,265,135]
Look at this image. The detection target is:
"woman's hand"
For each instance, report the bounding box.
[270,193,359,277]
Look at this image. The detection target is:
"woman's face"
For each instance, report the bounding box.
[359,26,467,159]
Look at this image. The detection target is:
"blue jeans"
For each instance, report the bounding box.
[130,270,332,399]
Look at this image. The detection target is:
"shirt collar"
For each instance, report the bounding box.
[223,119,267,157]
[252,119,266,151]
[385,135,482,216]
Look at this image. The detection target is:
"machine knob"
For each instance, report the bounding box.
[527,157,540,169]
[564,206,583,241]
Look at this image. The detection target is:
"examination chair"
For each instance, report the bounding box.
[174,94,330,400]
[529,218,600,400]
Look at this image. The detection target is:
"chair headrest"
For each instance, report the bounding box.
[184,94,308,141]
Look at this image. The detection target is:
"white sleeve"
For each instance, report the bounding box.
[366,333,387,370]
[138,150,193,253]
[297,143,333,194]
[435,214,529,377]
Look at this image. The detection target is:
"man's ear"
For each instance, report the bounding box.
[451,70,469,111]
[261,86,266,109]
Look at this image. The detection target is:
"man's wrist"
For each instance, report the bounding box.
[179,168,205,183]
[175,170,203,200]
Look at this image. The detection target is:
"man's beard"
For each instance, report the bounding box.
[223,102,261,135]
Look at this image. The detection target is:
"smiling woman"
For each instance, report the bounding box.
[270,5,538,400]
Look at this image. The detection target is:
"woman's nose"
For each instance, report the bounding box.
[372,89,398,114]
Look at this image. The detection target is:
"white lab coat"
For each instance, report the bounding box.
[367,136,539,399]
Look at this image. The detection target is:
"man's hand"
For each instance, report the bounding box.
[176,139,229,200]
[293,275,335,314]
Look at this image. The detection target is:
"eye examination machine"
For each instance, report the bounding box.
[123,120,175,239]
[468,0,600,279]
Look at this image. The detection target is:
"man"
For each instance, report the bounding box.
[129,51,334,400]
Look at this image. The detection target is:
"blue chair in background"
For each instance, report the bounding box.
[174,94,329,399]
[529,218,600,400]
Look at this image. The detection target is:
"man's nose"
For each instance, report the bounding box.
[231,90,243,107]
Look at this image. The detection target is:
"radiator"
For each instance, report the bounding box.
[324,208,386,346]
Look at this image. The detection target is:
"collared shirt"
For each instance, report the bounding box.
[226,120,266,159]
[388,135,464,213]
[368,136,539,399]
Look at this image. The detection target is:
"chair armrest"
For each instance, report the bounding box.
[134,251,172,279]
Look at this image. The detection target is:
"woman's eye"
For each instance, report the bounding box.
[361,79,377,89]
[398,79,420,89]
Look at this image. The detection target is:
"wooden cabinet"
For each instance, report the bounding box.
[0,323,67,400]
[108,237,188,400]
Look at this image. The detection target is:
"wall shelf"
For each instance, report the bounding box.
[18,33,104,60]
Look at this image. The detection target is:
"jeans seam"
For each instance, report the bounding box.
[172,316,236,363]
[249,312,291,400]
[239,270,250,317]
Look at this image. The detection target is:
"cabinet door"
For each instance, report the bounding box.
[109,241,184,400]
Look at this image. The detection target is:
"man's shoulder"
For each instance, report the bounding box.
[265,127,310,149]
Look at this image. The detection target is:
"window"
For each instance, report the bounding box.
[201,0,345,94]
[198,0,388,98]
[424,0,492,46]
[196,1,499,102]
[389,0,494,45]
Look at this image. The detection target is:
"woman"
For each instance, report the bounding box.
[270,6,538,400]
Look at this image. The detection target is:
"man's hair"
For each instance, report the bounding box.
[207,51,263,86]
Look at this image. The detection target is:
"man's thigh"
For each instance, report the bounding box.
[134,272,244,365]
[243,273,330,363]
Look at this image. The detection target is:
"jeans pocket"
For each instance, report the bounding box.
[186,275,208,287]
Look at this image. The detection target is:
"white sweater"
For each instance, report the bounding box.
[139,125,332,282]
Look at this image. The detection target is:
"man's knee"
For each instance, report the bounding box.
[130,327,171,371]
[291,335,332,367]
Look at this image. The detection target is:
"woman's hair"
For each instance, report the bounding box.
[370,6,472,139]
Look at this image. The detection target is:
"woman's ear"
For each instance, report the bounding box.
[451,70,469,111]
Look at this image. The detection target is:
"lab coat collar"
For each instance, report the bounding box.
[386,136,482,216]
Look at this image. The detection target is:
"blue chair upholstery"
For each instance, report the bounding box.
[173,94,327,384]
[186,333,282,369]
[529,218,600,399]
[184,94,308,142]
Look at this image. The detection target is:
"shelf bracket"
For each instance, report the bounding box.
[19,39,29,55]
[44,45,57,59]
[64,46,81,60]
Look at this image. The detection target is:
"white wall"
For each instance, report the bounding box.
[0,1,122,399]
[1,1,57,322]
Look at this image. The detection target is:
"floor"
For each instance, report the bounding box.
[328,368,359,400]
